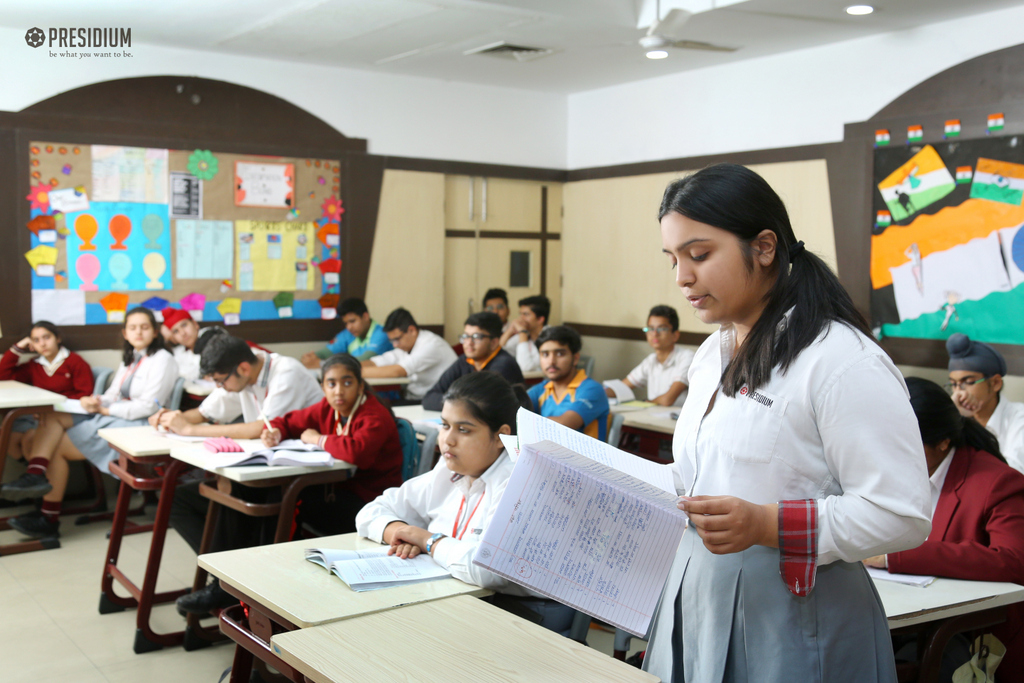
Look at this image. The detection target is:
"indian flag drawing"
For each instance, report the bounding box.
[956,167,973,184]
[988,113,1005,133]
[907,125,923,143]
[944,120,961,138]
[969,158,1024,206]
[877,145,956,221]
[875,211,892,228]
[875,129,890,146]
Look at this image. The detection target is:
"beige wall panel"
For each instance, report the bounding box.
[479,178,542,233]
[546,238,562,325]
[477,238,548,318]
[561,159,836,333]
[445,176,476,232]
[545,183,563,234]
[444,238,479,344]
[365,170,445,326]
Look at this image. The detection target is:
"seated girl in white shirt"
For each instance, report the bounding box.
[1,307,178,538]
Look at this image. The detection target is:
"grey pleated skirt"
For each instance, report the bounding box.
[66,414,148,474]
[643,530,897,683]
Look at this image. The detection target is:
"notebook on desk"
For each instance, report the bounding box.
[305,547,451,591]
[206,439,333,468]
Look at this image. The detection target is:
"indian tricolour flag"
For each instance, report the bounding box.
[875,129,890,146]
[956,167,973,184]
[969,158,1024,206]
[877,145,956,221]
[988,113,1005,133]
[875,211,892,228]
[944,120,961,138]
[907,125,923,143]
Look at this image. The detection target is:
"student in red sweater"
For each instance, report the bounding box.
[0,321,93,460]
[865,378,1024,683]
[263,353,403,536]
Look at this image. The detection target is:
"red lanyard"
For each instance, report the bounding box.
[451,493,485,540]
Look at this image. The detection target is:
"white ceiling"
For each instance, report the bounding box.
[3,0,1023,93]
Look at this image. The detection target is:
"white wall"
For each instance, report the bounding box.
[567,4,1024,169]
[0,26,567,169]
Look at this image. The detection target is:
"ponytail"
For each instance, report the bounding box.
[659,164,871,397]
[905,377,1006,463]
[959,415,1005,463]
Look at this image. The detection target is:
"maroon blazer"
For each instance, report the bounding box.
[888,446,1024,683]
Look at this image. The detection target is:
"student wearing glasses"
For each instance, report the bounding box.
[422,312,524,410]
[604,305,695,407]
[362,308,457,401]
[946,333,1024,475]
[482,288,512,334]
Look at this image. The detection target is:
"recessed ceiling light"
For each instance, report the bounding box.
[845,5,874,15]
[646,50,669,59]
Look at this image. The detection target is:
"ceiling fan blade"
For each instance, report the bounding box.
[670,39,738,52]
[651,8,693,39]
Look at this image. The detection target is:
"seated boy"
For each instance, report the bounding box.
[362,307,458,401]
[605,305,694,407]
[422,311,524,410]
[527,326,610,441]
[161,308,223,381]
[483,288,511,334]
[498,294,550,373]
[302,297,392,368]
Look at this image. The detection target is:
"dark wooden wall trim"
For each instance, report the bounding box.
[566,322,708,348]
[444,230,560,240]
[381,154,565,182]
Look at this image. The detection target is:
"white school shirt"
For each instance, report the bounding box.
[502,326,548,373]
[198,350,322,424]
[928,447,955,521]
[625,346,695,406]
[369,329,457,400]
[170,328,218,381]
[100,349,179,421]
[355,451,530,595]
[986,397,1024,475]
[674,321,931,565]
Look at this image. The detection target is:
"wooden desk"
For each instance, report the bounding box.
[200,532,489,682]
[523,369,545,387]
[615,407,677,464]
[365,376,410,387]
[271,595,659,683]
[183,379,215,397]
[0,381,67,556]
[393,404,442,426]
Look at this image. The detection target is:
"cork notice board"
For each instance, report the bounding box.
[26,142,343,326]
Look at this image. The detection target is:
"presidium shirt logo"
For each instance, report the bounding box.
[25,27,45,48]
[738,385,775,408]
[24,26,131,49]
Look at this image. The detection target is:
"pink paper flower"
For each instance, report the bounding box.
[27,183,51,212]
[321,196,345,222]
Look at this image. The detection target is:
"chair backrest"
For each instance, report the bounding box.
[91,367,114,394]
[168,377,186,410]
[414,424,439,477]
[577,354,595,378]
[607,412,625,448]
[395,417,420,481]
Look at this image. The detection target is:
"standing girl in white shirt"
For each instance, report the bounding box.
[643,164,931,682]
[2,307,178,538]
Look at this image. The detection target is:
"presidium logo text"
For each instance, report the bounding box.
[25,26,133,58]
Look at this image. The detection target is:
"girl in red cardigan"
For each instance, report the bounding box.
[1,321,93,460]
[262,353,403,535]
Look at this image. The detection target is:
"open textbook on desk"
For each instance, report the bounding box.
[204,439,333,468]
[475,410,686,637]
[305,547,451,591]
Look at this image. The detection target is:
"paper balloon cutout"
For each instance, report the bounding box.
[108,253,133,290]
[27,215,55,236]
[75,254,100,291]
[108,214,132,250]
[26,183,51,212]
[75,214,99,251]
[321,197,344,222]
[143,252,167,289]
[187,150,219,180]
[142,213,164,250]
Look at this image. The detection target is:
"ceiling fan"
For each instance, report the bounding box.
[640,0,737,58]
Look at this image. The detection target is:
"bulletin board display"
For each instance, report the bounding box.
[871,133,1024,345]
[25,143,345,326]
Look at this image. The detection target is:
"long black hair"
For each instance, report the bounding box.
[905,377,1005,462]
[122,307,166,366]
[659,163,871,396]
[443,372,531,436]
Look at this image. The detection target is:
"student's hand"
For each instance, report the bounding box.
[679,496,778,555]
[300,352,321,370]
[160,325,174,343]
[605,386,617,398]
[389,542,421,559]
[862,555,887,569]
[952,390,984,417]
[148,408,168,427]
[16,336,34,352]
[262,428,281,447]
[80,395,102,413]
[510,318,529,335]
[162,411,192,435]
[300,429,322,445]
[385,523,431,559]
[652,393,674,407]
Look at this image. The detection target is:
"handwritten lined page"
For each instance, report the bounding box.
[473,440,687,637]
[516,407,676,494]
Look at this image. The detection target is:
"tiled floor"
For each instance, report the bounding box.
[1,496,645,682]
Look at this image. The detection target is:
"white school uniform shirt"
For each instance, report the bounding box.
[355,451,530,595]
[368,329,457,400]
[170,328,218,382]
[625,346,695,406]
[502,326,547,373]
[198,350,322,424]
[100,349,179,421]
[985,397,1024,475]
[674,321,931,565]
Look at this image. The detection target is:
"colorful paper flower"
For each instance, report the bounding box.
[27,183,51,212]
[187,149,219,180]
[321,197,344,222]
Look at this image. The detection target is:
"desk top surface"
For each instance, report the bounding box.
[270,595,659,683]
[97,425,179,457]
[0,381,67,410]
[199,533,488,629]
[618,406,678,435]
[171,442,355,482]
[393,404,442,424]
[365,376,410,386]
[877,576,1024,628]
[183,379,215,396]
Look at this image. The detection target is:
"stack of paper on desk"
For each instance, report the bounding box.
[305,547,451,591]
[473,438,687,637]
[866,567,936,587]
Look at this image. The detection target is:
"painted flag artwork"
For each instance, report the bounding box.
[875,211,892,228]
[907,125,923,143]
[875,129,890,147]
[956,167,973,184]
[969,158,1024,206]
[988,113,1005,134]
[944,120,961,138]
[877,145,956,221]
[998,222,1024,289]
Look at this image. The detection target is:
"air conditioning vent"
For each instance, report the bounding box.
[464,41,555,62]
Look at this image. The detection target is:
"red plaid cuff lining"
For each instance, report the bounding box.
[778,499,818,597]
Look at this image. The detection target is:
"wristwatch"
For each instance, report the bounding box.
[425,532,446,555]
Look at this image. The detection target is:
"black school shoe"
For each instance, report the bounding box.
[8,510,60,538]
[175,578,237,617]
[0,472,53,501]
